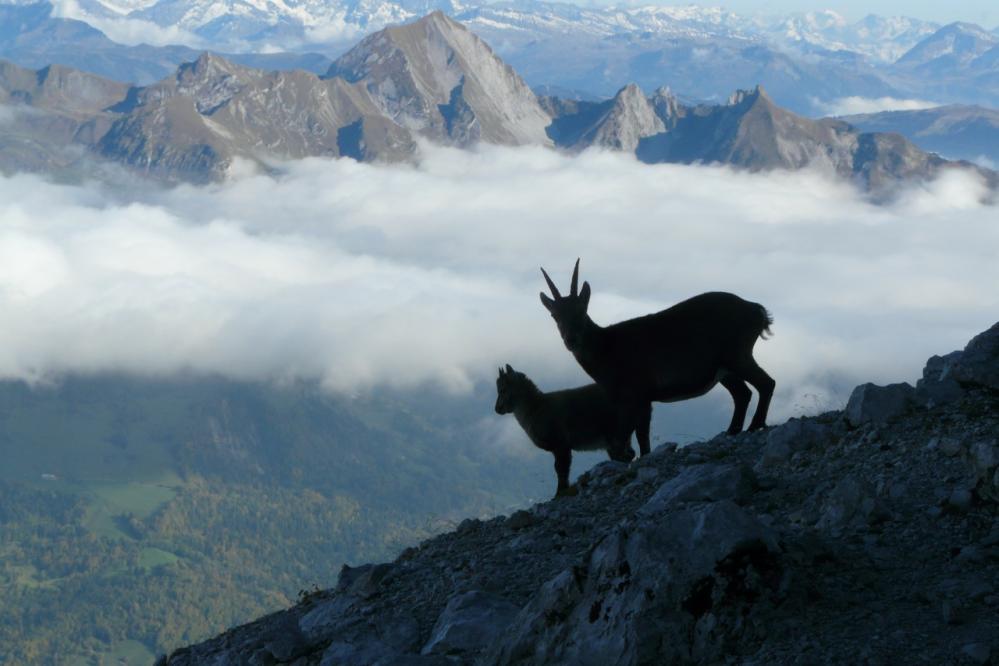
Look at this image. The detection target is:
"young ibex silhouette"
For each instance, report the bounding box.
[495,364,646,497]
[540,259,775,455]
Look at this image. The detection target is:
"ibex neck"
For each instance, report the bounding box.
[512,384,546,435]
[571,318,613,386]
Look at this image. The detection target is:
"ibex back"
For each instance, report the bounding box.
[540,259,775,455]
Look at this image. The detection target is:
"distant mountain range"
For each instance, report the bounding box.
[839,105,999,166]
[1,12,995,193]
[0,3,333,84]
[3,1,999,114]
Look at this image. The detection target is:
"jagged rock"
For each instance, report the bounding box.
[634,466,659,484]
[951,322,999,390]
[485,501,780,666]
[756,437,792,471]
[939,437,966,457]
[844,382,917,427]
[310,606,423,666]
[420,591,520,656]
[506,510,538,530]
[580,461,630,489]
[640,463,756,512]
[967,440,999,503]
[320,640,394,665]
[758,417,842,471]
[766,417,840,451]
[917,350,965,406]
[816,475,886,532]
[336,562,394,597]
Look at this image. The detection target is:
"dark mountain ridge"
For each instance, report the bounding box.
[158,321,999,665]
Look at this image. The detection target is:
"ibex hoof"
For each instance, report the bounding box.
[554,486,579,499]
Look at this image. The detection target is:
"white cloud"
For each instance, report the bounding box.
[0,105,45,126]
[815,95,942,116]
[1,146,997,429]
[303,19,363,45]
[50,0,207,48]
[971,155,997,170]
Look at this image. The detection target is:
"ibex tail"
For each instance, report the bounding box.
[757,304,774,340]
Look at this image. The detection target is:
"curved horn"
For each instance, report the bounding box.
[540,267,561,299]
[570,258,580,297]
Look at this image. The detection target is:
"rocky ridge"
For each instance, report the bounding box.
[836,104,999,166]
[1,12,997,193]
[159,322,999,664]
[560,84,992,193]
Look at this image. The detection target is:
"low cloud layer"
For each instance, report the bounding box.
[1,146,997,424]
[51,0,207,48]
[816,96,941,116]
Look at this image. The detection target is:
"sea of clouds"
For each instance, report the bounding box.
[815,95,942,117]
[1,145,997,433]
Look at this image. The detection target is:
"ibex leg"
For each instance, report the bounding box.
[635,402,653,456]
[720,374,751,435]
[737,359,775,431]
[553,449,573,497]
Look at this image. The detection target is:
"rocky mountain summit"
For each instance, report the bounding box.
[158,322,999,664]
[328,10,551,147]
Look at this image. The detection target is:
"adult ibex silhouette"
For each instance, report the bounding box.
[540,259,775,455]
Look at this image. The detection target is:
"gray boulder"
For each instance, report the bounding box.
[757,417,842,470]
[335,562,394,597]
[421,590,520,656]
[916,350,965,406]
[816,474,886,532]
[640,463,757,513]
[967,440,999,504]
[767,417,840,451]
[755,437,792,471]
[844,382,917,427]
[485,501,781,665]
[951,321,999,390]
[301,589,422,664]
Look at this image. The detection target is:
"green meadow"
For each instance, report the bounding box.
[0,375,544,664]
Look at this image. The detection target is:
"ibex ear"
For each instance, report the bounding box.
[505,364,514,374]
[540,292,555,312]
[579,281,591,309]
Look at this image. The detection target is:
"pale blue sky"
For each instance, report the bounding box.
[590,1,999,28]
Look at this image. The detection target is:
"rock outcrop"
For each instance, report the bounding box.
[158,321,999,665]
